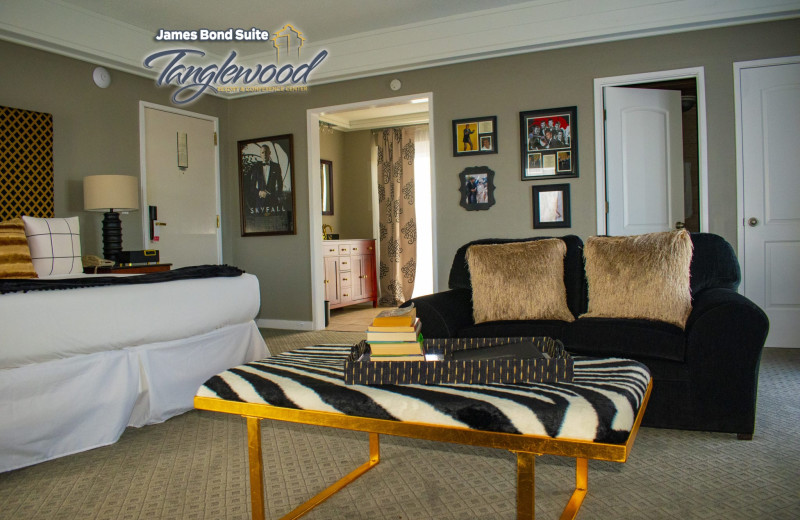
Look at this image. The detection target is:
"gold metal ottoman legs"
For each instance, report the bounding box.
[516,452,589,520]
[246,417,380,520]
[247,415,591,520]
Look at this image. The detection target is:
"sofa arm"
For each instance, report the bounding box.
[402,289,474,338]
[684,288,769,435]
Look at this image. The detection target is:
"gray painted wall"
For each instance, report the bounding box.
[225,19,799,322]
[0,41,229,260]
[320,129,344,235]
[2,19,799,324]
[340,130,374,240]
[319,128,373,240]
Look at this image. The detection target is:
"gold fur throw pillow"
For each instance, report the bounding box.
[467,239,575,324]
[582,230,693,328]
[0,218,38,279]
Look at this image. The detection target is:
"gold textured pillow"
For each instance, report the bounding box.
[467,239,575,324]
[581,230,693,328]
[0,218,38,279]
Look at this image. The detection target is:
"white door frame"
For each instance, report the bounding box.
[306,93,438,330]
[138,101,222,263]
[734,55,800,293]
[593,67,709,235]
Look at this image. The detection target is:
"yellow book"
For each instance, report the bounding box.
[369,341,424,356]
[370,354,426,362]
[367,317,420,332]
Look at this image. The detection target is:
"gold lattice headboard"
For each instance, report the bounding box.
[0,105,54,220]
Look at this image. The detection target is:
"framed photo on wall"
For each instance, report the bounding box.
[459,166,496,211]
[532,183,571,228]
[238,134,297,236]
[453,116,498,156]
[520,106,578,180]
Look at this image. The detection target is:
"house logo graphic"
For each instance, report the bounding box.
[271,24,306,62]
[143,24,328,105]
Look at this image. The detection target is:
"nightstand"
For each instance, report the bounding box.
[84,263,172,275]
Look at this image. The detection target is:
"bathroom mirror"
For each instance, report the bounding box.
[321,159,334,215]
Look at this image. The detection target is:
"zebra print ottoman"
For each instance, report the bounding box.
[195,345,652,520]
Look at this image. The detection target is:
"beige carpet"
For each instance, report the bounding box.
[324,304,394,332]
[1,331,798,519]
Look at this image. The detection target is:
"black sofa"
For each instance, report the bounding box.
[403,234,769,438]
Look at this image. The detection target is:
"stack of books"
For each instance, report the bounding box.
[366,306,424,361]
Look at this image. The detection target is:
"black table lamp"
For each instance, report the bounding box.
[83,175,139,263]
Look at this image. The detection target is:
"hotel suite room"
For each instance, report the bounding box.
[1,1,799,518]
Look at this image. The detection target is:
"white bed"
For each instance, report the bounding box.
[0,272,269,473]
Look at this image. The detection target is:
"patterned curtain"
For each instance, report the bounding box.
[376,127,416,306]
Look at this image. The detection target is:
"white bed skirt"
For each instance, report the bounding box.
[0,321,268,473]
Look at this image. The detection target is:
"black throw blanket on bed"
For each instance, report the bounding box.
[0,265,244,294]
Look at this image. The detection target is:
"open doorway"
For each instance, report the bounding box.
[593,68,709,235]
[307,94,436,330]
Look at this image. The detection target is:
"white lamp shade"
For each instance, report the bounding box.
[84,175,139,211]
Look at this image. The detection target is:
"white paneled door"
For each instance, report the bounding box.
[604,87,684,236]
[738,59,800,348]
[141,104,221,268]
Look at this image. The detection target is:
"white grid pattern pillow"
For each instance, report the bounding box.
[22,216,82,276]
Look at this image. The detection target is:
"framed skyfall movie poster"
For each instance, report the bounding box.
[453,116,498,156]
[238,134,297,236]
[520,106,578,180]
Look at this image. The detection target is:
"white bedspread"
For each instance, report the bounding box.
[0,273,269,472]
[1,273,261,369]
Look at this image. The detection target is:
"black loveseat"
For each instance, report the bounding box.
[403,234,769,438]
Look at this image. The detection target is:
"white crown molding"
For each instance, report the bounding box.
[0,0,227,79]
[321,111,429,131]
[1,0,798,87]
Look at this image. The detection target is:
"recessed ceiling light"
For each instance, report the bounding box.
[410,98,427,104]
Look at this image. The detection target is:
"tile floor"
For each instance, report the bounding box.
[325,303,395,332]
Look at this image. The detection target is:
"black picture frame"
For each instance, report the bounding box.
[532,183,571,228]
[459,166,496,211]
[452,116,498,156]
[320,159,333,216]
[520,106,578,180]
[238,134,297,236]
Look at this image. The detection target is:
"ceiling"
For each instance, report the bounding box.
[3,0,797,87]
[0,0,800,131]
[1,0,798,127]
[58,0,531,48]
[319,98,430,132]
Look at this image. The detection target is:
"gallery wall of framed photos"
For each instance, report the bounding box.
[451,107,575,229]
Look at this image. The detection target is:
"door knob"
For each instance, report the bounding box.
[748,217,759,227]
[675,221,685,230]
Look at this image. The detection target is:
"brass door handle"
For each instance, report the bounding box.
[155,222,167,226]
[748,217,759,227]
[675,221,685,229]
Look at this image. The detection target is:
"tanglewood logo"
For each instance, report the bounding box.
[144,25,327,104]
